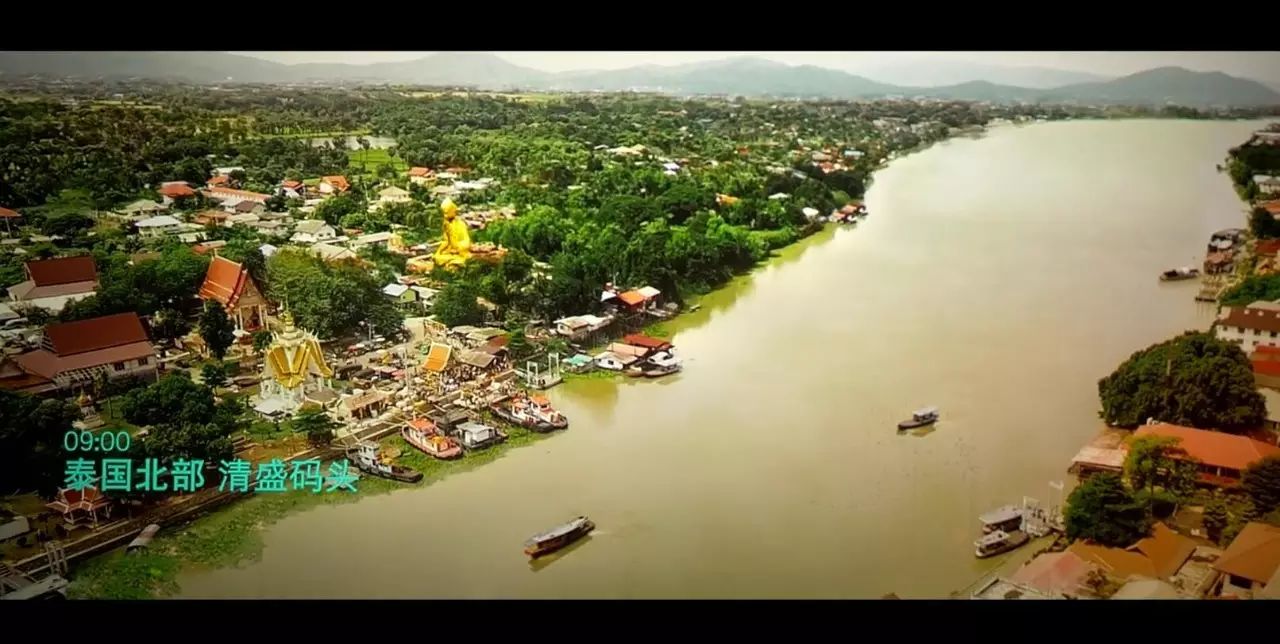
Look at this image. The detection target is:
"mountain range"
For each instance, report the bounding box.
[1,52,1277,107]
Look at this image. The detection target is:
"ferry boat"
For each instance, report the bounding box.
[347,441,423,483]
[897,406,939,431]
[626,351,683,378]
[490,395,568,432]
[524,516,595,558]
[456,420,507,449]
[978,505,1024,534]
[1159,267,1200,282]
[974,529,1029,558]
[401,417,462,460]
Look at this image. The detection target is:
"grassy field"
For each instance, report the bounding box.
[348,148,408,174]
[66,418,557,599]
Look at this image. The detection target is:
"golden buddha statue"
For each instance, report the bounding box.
[432,198,471,269]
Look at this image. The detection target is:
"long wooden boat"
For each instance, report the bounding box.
[524,516,595,559]
[348,441,423,483]
[489,395,568,432]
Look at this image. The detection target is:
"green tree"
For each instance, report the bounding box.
[252,329,274,355]
[198,301,236,361]
[1242,455,1280,515]
[1203,495,1229,542]
[1064,473,1152,547]
[291,406,337,447]
[432,281,485,328]
[1124,435,1199,502]
[151,307,189,341]
[1249,206,1280,240]
[0,391,79,495]
[201,361,228,389]
[1097,331,1265,431]
[121,373,218,428]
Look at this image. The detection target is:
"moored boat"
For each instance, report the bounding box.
[524,516,595,558]
[401,417,462,460]
[1159,267,1200,282]
[897,406,939,431]
[626,351,683,378]
[978,505,1024,534]
[489,394,568,432]
[974,529,1029,558]
[348,441,423,483]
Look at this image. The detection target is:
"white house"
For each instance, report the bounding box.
[311,242,356,263]
[1255,175,1280,196]
[291,219,337,244]
[280,180,305,199]
[408,167,434,186]
[134,215,183,238]
[410,286,437,308]
[214,166,245,177]
[225,213,260,228]
[593,351,638,371]
[378,186,412,205]
[349,232,394,251]
[1215,301,1280,352]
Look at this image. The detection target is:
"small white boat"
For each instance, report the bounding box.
[1159,267,1200,282]
[897,406,939,431]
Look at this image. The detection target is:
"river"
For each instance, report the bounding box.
[178,119,1271,598]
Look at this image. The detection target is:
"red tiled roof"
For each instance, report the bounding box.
[1260,200,1280,217]
[207,175,230,187]
[194,210,230,224]
[1219,305,1280,334]
[1256,345,1280,357]
[0,207,20,219]
[1009,550,1099,597]
[1132,522,1198,579]
[282,180,304,190]
[24,255,97,287]
[1134,422,1280,473]
[622,334,671,350]
[16,342,155,380]
[409,167,433,177]
[322,176,350,192]
[1257,240,1280,257]
[1214,522,1280,584]
[43,312,149,356]
[199,255,248,307]
[617,290,646,306]
[204,187,271,203]
[1253,359,1280,377]
[158,183,196,199]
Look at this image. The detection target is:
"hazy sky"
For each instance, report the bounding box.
[235,51,1280,81]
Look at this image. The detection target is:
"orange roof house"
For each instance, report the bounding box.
[409,167,434,177]
[1009,549,1102,598]
[1067,522,1197,583]
[320,176,350,194]
[0,206,21,219]
[1259,200,1280,218]
[616,290,647,307]
[12,313,156,390]
[158,183,197,200]
[1133,422,1280,486]
[6,255,99,311]
[198,255,267,331]
[207,175,230,188]
[1214,522,1280,595]
[194,210,230,226]
[622,333,672,351]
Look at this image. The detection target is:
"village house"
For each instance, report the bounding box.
[382,283,417,310]
[133,214,183,238]
[192,240,227,256]
[553,314,612,341]
[1251,345,1280,388]
[408,167,434,186]
[199,255,268,331]
[1213,522,1280,598]
[319,176,350,195]
[114,199,167,221]
[1053,523,1200,593]
[193,210,230,227]
[1253,130,1280,146]
[1215,301,1280,352]
[1253,174,1280,196]
[349,231,395,252]
[234,200,265,216]
[213,166,244,177]
[157,182,197,205]
[377,186,411,206]
[411,285,437,308]
[204,187,271,209]
[1133,422,1280,487]
[311,242,357,263]
[5,312,157,393]
[613,286,663,313]
[292,219,337,244]
[7,255,98,313]
[279,180,305,199]
[206,175,230,188]
[1068,429,1130,478]
[1005,548,1102,598]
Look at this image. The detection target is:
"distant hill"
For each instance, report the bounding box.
[1,53,1277,107]
[855,59,1111,89]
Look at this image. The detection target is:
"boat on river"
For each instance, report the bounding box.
[401,417,462,460]
[897,406,939,431]
[524,516,595,558]
[1159,267,1200,282]
[626,351,682,378]
[348,441,423,483]
[978,505,1024,534]
[974,529,1029,558]
[490,394,568,432]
